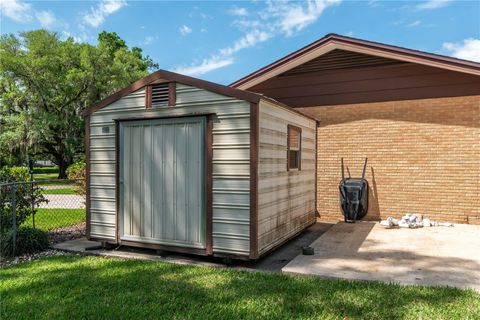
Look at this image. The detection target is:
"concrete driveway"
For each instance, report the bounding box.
[282,222,480,291]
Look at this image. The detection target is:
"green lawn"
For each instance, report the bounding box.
[1,255,479,320]
[22,209,85,231]
[33,173,59,181]
[41,187,77,195]
[33,171,75,185]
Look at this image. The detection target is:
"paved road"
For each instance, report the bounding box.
[40,194,85,209]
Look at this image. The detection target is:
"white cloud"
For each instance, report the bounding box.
[189,7,211,20]
[229,6,248,16]
[443,38,480,62]
[417,0,451,10]
[174,56,234,76]
[82,0,126,28]
[219,30,271,56]
[263,0,341,36]
[143,36,154,45]
[407,20,421,27]
[174,30,270,76]
[174,0,341,76]
[0,0,32,22]
[179,25,192,36]
[35,10,56,28]
[61,31,88,43]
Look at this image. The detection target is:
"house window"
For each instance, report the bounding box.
[287,125,301,171]
[146,82,176,108]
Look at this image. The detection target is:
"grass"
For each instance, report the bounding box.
[22,209,85,231]
[33,173,60,181]
[1,255,479,320]
[40,187,77,195]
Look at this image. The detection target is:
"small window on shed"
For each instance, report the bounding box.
[146,82,176,108]
[287,125,301,171]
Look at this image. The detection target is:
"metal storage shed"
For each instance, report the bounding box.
[83,70,317,260]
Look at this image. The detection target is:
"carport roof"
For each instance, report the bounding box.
[230,33,480,90]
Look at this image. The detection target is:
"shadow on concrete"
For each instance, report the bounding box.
[54,222,335,272]
[283,222,480,291]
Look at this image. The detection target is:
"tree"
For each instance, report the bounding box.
[0,30,158,177]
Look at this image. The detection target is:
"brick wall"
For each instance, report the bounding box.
[298,95,480,224]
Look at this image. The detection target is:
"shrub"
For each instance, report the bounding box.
[66,161,86,196]
[0,166,29,182]
[1,226,49,257]
[0,168,47,233]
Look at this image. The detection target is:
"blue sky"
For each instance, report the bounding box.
[1,0,479,84]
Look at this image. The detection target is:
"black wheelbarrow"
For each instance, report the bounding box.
[339,157,369,223]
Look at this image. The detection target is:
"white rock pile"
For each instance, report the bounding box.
[380,213,453,229]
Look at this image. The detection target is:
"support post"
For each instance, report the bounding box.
[11,184,17,257]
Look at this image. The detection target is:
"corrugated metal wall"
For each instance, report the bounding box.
[89,83,251,255]
[257,100,316,255]
[119,118,205,248]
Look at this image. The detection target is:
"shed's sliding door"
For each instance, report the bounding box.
[120,117,205,248]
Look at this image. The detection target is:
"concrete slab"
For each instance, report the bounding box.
[52,222,334,272]
[282,222,480,291]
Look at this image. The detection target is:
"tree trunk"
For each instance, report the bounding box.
[52,154,70,179]
[46,144,72,179]
[57,158,69,179]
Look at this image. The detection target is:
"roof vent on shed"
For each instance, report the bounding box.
[151,83,169,107]
[146,82,176,108]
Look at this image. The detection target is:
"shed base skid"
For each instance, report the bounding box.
[90,238,251,260]
[89,218,316,262]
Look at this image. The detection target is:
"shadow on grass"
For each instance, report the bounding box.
[1,255,478,319]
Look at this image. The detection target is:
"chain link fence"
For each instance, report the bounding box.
[0,179,85,257]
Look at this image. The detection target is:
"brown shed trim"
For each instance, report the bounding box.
[112,114,214,254]
[114,120,120,244]
[287,124,302,171]
[249,102,259,259]
[231,33,480,89]
[205,115,213,255]
[145,85,152,108]
[169,81,176,106]
[314,120,319,217]
[83,69,264,117]
[85,115,91,239]
[119,240,208,256]
[113,112,216,123]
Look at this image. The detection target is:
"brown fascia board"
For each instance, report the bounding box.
[230,33,480,89]
[83,69,264,117]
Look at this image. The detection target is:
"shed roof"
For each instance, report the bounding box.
[83,69,315,121]
[83,70,260,117]
[230,33,480,90]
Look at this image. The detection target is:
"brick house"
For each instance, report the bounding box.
[231,34,480,225]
